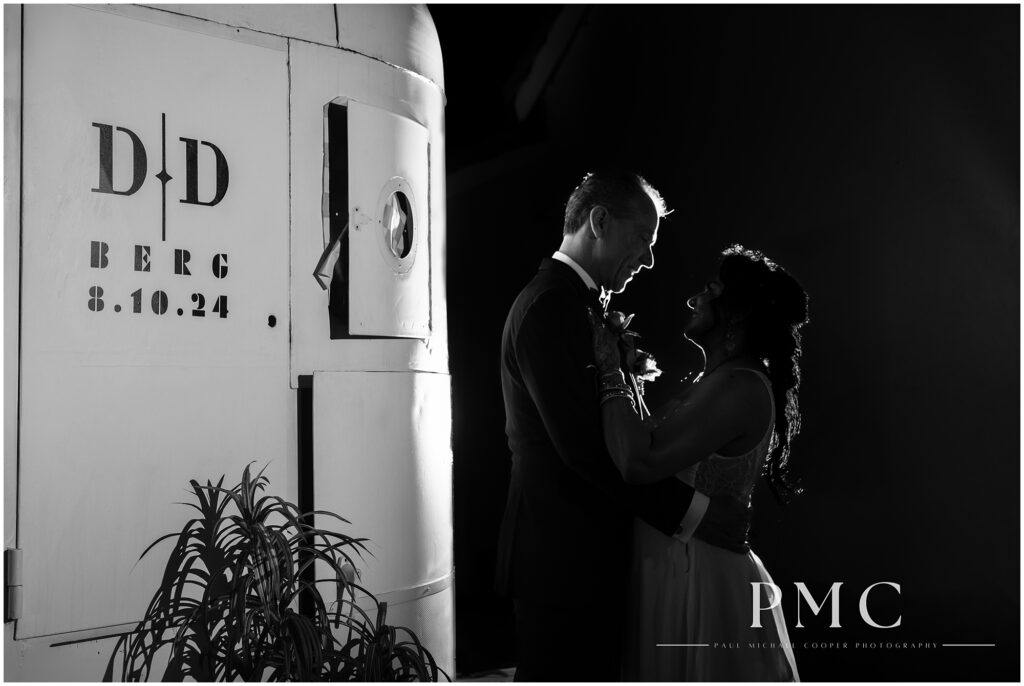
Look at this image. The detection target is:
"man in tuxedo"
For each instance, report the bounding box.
[496,170,749,681]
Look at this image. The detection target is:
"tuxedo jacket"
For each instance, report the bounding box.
[495,258,699,608]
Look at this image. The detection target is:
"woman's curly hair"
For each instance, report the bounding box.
[716,244,810,502]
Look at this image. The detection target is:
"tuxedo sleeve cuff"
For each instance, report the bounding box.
[673,491,709,543]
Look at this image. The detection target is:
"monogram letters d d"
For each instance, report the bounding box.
[179,137,229,207]
[91,117,231,241]
[91,121,230,206]
[92,123,147,196]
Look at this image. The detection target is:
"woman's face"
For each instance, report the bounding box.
[683,278,724,341]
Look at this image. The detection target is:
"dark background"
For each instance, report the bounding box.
[429,5,1019,681]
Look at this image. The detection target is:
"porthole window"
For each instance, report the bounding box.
[383,190,413,260]
[373,177,418,274]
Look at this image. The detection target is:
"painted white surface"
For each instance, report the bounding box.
[380,585,455,678]
[84,3,287,52]
[312,370,453,597]
[348,100,431,337]
[312,369,454,669]
[18,4,293,638]
[288,38,448,383]
[4,629,120,682]
[142,3,339,48]
[334,4,444,90]
[135,4,445,91]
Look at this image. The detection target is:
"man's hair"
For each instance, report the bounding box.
[562,169,669,235]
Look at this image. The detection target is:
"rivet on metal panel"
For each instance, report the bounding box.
[352,209,374,231]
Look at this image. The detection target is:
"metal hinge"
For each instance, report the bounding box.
[5,548,22,622]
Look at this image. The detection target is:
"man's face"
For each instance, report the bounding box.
[596,198,659,293]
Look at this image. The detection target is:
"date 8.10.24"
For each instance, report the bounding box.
[87,241,230,319]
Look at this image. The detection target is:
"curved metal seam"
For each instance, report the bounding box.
[129,4,447,95]
[47,570,455,646]
[351,570,453,610]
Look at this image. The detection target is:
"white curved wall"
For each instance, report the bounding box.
[5,3,450,680]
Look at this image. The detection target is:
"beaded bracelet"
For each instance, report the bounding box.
[598,369,629,392]
[600,389,636,410]
[600,387,633,401]
[601,387,631,401]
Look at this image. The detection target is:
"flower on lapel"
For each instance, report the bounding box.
[601,310,662,391]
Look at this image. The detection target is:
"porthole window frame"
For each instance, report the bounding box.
[374,176,419,275]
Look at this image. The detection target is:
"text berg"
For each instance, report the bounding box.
[90,242,228,279]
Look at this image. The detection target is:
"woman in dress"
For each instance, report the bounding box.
[591,244,809,681]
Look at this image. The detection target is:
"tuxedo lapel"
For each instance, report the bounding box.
[537,258,604,314]
[539,258,648,418]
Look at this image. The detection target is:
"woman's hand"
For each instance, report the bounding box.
[588,308,622,374]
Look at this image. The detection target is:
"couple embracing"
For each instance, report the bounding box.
[496,170,809,681]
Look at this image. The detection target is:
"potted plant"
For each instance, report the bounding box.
[103,464,446,681]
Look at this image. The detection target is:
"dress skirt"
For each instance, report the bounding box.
[622,518,800,682]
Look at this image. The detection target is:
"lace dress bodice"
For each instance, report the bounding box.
[644,369,775,501]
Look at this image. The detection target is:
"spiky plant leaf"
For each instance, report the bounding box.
[104,464,446,682]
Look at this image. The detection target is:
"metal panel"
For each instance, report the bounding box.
[382,585,454,677]
[142,4,339,47]
[287,39,447,385]
[347,100,431,338]
[312,370,452,602]
[334,5,445,89]
[127,3,446,91]
[18,5,291,638]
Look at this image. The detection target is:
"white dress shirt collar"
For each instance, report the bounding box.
[551,251,599,292]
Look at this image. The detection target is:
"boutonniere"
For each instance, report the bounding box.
[601,310,662,394]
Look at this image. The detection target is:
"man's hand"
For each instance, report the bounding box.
[694,495,751,554]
